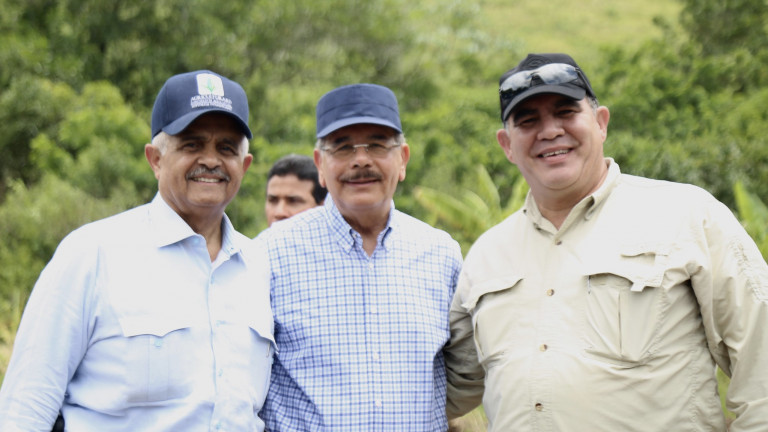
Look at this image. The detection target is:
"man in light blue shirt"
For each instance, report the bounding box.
[260,84,463,431]
[0,70,274,432]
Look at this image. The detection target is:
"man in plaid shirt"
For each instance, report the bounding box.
[259,83,463,431]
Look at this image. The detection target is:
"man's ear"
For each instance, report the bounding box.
[313,148,327,188]
[242,153,253,172]
[145,144,162,180]
[596,106,610,141]
[496,128,516,165]
[398,142,410,181]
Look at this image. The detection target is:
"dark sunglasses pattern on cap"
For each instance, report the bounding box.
[499,63,582,95]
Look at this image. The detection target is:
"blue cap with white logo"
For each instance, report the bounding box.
[151,70,252,139]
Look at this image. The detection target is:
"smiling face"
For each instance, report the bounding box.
[146,113,252,226]
[497,94,610,207]
[314,123,409,224]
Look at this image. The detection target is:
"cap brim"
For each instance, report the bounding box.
[161,109,253,139]
[317,116,402,138]
[502,84,586,122]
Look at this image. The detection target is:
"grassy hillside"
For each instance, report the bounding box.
[480,0,681,66]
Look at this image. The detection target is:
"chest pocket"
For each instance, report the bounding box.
[582,244,670,367]
[119,314,198,404]
[461,274,524,367]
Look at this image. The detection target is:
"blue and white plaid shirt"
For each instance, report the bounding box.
[260,196,462,432]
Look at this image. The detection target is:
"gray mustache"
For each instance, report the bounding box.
[186,167,230,182]
[340,169,383,182]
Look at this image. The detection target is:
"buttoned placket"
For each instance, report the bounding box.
[207,244,239,432]
[360,238,386,426]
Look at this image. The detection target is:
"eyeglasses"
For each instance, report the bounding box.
[321,142,401,160]
[499,63,581,95]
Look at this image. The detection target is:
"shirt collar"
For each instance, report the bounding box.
[323,195,397,254]
[586,158,621,219]
[523,158,621,229]
[149,193,242,259]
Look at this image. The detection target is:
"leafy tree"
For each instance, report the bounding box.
[0,77,77,197]
[595,22,768,209]
[29,81,154,201]
[680,0,768,56]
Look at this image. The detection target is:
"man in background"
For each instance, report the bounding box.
[260,83,463,431]
[0,70,274,432]
[264,154,326,226]
[445,52,768,431]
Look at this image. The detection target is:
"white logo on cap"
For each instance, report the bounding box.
[196,73,225,96]
[190,73,233,111]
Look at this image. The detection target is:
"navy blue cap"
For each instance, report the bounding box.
[499,53,596,122]
[151,70,252,139]
[315,84,402,138]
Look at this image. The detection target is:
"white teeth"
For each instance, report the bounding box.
[541,149,569,157]
[194,178,221,183]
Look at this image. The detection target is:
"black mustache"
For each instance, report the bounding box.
[186,167,230,182]
[340,170,383,182]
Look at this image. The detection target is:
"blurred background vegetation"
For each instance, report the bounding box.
[2,0,767,429]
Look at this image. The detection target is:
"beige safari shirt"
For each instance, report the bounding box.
[446,159,768,431]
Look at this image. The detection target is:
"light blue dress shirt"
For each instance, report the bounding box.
[260,196,463,432]
[0,194,274,432]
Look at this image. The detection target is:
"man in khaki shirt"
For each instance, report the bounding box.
[445,53,768,431]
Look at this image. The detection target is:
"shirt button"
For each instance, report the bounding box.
[372,352,380,361]
[535,403,544,411]
[217,369,224,377]
[375,400,382,408]
[546,289,555,296]
[370,306,378,314]
[539,344,548,352]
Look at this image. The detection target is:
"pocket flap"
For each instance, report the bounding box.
[462,274,524,312]
[119,315,195,337]
[248,314,276,347]
[586,244,669,292]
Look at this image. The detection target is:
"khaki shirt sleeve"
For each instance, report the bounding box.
[444,271,485,419]
[692,198,768,431]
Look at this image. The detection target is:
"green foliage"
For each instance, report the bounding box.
[30,81,155,201]
[596,31,768,209]
[414,165,528,253]
[733,182,768,257]
[0,176,139,300]
[0,76,77,195]
[680,0,768,56]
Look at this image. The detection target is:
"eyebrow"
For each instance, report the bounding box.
[512,108,536,124]
[512,97,582,123]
